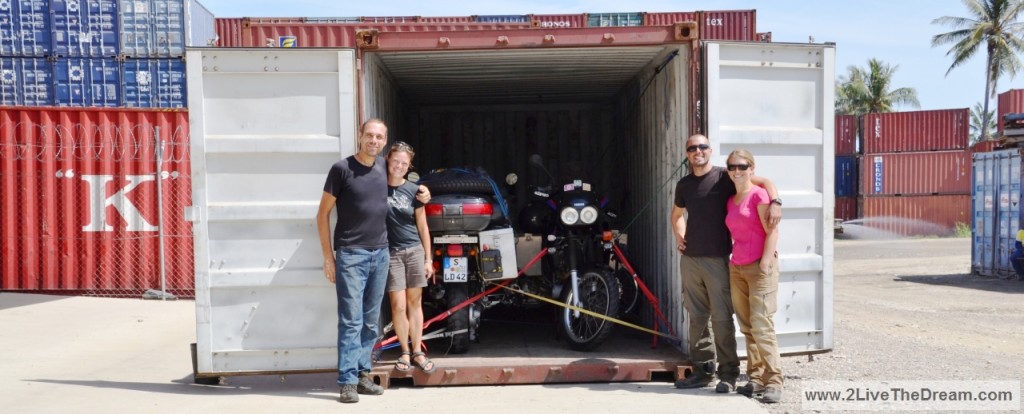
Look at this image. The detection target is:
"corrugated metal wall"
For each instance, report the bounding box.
[619,46,690,338]
[998,89,1024,134]
[862,109,969,153]
[971,149,1021,278]
[860,195,971,236]
[361,52,405,145]
[835,114,857,155]
[0,107,193,295]
[861,151,971,196]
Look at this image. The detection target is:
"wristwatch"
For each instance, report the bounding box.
[770,198,783,206]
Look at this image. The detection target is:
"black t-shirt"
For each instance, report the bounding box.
[323,156,388,249]
[386,181,424,249]
[673,166,736,257]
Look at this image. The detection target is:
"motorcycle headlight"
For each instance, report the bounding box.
[580,206,599,224]
[560,207,579,225]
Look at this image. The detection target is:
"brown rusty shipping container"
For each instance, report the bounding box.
[861,150,971,196]
[214,20,535,48]
[998,89,1024,134]
[835,196,857,221]
[835,114,857,155]
[860,195,971,236]
[0,107,194,297]
[643,10,756,41]
[971,139,1001,153]
[862,109,969,154]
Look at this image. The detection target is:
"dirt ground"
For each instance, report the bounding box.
[766,237,1024,413]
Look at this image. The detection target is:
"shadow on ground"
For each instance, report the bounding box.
[894,273,1024,294]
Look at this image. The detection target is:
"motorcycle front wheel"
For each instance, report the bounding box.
[559,268,619,351]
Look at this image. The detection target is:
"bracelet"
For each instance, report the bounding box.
[425,259,433,263]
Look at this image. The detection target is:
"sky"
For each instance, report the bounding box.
[197,0,1024,113]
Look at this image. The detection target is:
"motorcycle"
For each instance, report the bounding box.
[414,157,632,353]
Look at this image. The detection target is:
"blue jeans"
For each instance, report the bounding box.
[335,247,389,385]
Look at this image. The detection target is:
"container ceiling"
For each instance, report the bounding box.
[371,46,674,105]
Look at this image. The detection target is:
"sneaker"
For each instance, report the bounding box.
[715,379,736,393]
[761,386,783,403]
[356,374,384,395]
[737,381,766,397]
[674,372,713,389]
[338,384,359,403]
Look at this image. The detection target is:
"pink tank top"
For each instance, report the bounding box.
[725,186,769,265]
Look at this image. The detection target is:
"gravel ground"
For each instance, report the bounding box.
[763,237,1024,414]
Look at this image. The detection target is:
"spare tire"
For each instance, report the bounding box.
[420,170,495,196]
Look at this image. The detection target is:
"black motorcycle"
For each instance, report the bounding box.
[518,155,623,351]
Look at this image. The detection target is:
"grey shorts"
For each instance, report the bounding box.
[387,244,428,292]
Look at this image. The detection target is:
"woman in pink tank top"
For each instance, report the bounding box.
[724,149,783,403]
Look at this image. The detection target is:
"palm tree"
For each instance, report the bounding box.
[970,101,998,144]
[933,0,1024,141]
[835,59,920,115]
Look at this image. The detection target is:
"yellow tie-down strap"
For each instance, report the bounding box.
[487,281,681,343]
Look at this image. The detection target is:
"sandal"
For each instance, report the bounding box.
[394,352,412,372]
[411,351,437,374]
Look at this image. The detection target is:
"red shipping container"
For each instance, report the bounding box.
[860,195,970,237]
[215,18,244,47]
[531,13,587,29]
[862,109,969,154]
[861,150,971,196]
[835,114,857,155]
[217,21,535,48]
[0,107,194,297]
[698,10,757,41]
[997,89,1024,134]
[971,139,1001,153]
[835,196,857,221]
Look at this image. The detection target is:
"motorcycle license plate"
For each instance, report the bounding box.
[443,257,468,283]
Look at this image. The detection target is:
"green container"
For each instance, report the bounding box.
[586,12,643,27]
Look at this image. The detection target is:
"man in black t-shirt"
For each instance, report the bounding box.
[670,134,781,393]
[316,119,428,403]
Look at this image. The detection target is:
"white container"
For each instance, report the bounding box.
[186,39,834,377]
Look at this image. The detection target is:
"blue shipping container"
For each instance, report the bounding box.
[53,57,121,106]
[119,0,179,57]
[122,58,185,108]
[587,12,643,27]
[51,0,119,57]
[971,149,1022,278]
[0,57,53,105]
[0,0,50,56]
[835,155,858,197]
[475,15,530,23]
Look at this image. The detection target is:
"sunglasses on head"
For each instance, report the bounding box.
[686,144,710,153]
[727,163,751,171]
[391,141,413,151]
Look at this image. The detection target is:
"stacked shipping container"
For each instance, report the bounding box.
[0,0,212,108]
[212,10,758,47]
[859,109,972,236]
[0,0,209,296]
[834,114,858,221]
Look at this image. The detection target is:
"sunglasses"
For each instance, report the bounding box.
[686,144,710,153]
[726,164,751,171]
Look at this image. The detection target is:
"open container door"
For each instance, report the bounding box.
[704,41,835,354]
[186,49,357,377]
